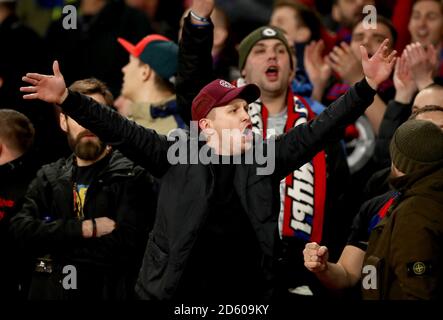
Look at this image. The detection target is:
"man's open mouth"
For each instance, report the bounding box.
[265,66,279,78]
[242,125,253,140]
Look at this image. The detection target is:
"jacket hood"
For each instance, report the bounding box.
[390,164,443,205]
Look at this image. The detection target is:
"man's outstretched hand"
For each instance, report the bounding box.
[21,60,68,105]
[361,39,397,90]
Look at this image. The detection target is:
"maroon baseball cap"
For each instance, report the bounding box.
[192,79,261,121]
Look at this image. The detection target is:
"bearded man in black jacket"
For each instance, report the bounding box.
[11,78,156,300]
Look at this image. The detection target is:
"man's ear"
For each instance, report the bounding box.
[198,118,211,131]
[59,113,68,133]
[142,64,152,81]
[199,118,217,137]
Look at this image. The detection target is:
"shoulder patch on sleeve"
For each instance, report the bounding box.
[407,261,432,277]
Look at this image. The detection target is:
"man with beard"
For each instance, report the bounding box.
[10,78,156,300]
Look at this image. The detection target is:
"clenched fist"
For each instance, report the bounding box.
[303,242,329,273]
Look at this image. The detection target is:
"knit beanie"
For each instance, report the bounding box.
[238,26,294,71]
[390,120,443,174]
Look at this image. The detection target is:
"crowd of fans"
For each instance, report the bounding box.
[0,0,442,301]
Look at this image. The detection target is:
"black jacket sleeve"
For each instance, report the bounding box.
[61,92,172,177]
[373,100,412,168]
[274,78,376,180]
[10,164,156,267]
[176,15,215,123]
[65,168,156,267]
[9,170,83,254]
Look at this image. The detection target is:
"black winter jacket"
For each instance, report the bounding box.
[10,151,156,299]
[177,15,352,296]
[55,73,376,299]
[0,153,40,299]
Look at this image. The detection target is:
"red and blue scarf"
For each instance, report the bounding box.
[237,77,327,243]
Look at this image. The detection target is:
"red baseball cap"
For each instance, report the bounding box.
[192,79,261,121]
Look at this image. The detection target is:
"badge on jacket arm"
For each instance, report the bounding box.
[407,261,432,277]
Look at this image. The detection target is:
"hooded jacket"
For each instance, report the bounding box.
[362,165,443,300]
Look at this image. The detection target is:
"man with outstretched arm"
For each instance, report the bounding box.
[20,40,395,300]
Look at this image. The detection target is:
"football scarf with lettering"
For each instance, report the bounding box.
[236,78,327,243]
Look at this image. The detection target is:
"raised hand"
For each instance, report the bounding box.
[361,39,397,90]
[327,42,363,85]
[304,40,332,87]
[393,53,417,104]
[304,40,331,100]
[21,60,68,105]
[191,0,215,18]
[303,242,329,273]
[404,42,436,90]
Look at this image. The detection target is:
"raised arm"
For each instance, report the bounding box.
[21,61,171,176]
[304,40,332,102]
[176,0,215,123]
[274,40,396,179]
[374,54,415,168]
